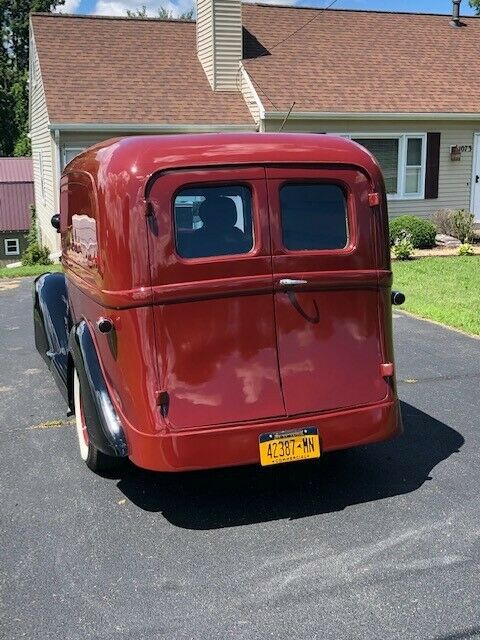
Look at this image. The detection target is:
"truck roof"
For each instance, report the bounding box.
[64,133,383,195]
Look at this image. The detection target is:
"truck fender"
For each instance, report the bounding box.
[68,321,128,458]
[33,272,70,404]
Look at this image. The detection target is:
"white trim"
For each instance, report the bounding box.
[471,132,480,222]
[48,122,257,133]
[53,129,61,188]
[4,238,20,256]
[263,111,480,122]
[239,63,265,122]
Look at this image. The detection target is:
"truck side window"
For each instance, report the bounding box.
[174,185,253,259]
[280,183,348,251]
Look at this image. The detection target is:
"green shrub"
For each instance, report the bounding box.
[389,215,437,249]
[451,209,474,243]
[392,231,414,260]
[458,243,474,256]
[21,205,52,266]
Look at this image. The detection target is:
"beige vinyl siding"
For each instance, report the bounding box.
[197,0,214,88]
[213,0,242,91]
[264,118,480,218]
[197,0,242,91]
[240,66,261,125]
[29,31,59,253]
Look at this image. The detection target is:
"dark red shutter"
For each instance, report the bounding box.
[425,132,441,199]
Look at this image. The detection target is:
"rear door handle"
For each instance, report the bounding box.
[279,278,308,287]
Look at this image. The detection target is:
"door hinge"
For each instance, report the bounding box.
[368,192,380,207]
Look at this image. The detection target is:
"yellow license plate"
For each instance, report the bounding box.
[259,427,320,467]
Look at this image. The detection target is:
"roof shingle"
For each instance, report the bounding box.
[242,5,480,113]
[31,13,253,125]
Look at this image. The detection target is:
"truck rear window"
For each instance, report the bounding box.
[174,185,254,259]
[280,183,348,251]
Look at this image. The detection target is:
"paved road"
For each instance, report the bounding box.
[1,277,479,640]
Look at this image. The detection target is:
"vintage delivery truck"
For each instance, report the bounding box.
[34,133,404,473]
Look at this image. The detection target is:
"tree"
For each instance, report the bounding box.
[126,4,194,20]
[0,0,64,156]
[470,0,480,14]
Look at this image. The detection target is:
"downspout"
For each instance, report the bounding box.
[53,128,62,254]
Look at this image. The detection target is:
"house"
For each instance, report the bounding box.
[29,1,480,252]
[0,158,33,265]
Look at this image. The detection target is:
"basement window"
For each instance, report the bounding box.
[4,238,20,256]
[345,134,427,199]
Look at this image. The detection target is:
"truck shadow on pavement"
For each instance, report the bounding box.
[115,401,464,529]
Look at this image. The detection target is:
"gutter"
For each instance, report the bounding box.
[263,111,480,121]
[48,122,258,133]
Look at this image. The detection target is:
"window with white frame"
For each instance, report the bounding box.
[344,134,426,199]
[4,238,20,256]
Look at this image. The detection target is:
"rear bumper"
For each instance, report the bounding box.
[126,399,402,472]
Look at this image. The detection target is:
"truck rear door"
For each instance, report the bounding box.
[147,167,285,429]
[265,166,389,416]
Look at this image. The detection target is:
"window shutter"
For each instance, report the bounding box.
[425,133,441,199]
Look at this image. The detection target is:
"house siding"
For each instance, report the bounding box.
[29,29,59,253]
[240,65,261,125]
[197,0,214,88]
[197,0,242,91]
[264,118,480,218]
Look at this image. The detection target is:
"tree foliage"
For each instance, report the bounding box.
[126,4,194,20]
[0,0,64,156]
[470,0,480,14]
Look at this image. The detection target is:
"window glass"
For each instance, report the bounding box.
[5,238,20,255]
[353,137,399,194]
[174,185,254,259]
[280,183,348,251]
[405,137,423,195]
[407,138,422,165]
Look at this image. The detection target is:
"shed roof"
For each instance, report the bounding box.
[0,157,33,183]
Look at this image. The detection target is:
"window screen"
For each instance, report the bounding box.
[174,185,254,259]
[280,183,348,251]
[352,138,399,194]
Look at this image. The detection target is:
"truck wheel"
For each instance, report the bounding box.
[73,369,123,473]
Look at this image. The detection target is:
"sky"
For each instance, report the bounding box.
[59,0,478,21]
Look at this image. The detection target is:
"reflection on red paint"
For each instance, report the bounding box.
[61,133,402,472]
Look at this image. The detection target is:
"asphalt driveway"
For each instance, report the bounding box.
[1,277,479,640]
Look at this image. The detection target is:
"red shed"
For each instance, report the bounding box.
[0,158,33,265]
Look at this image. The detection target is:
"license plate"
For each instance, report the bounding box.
[259,427,320,467]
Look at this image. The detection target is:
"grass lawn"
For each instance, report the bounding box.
[392,256,480,336]
[0,263,62,279]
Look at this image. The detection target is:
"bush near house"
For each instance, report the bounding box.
[389,215,437,249]
[450,209,475,244]
[21,205,51,266]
